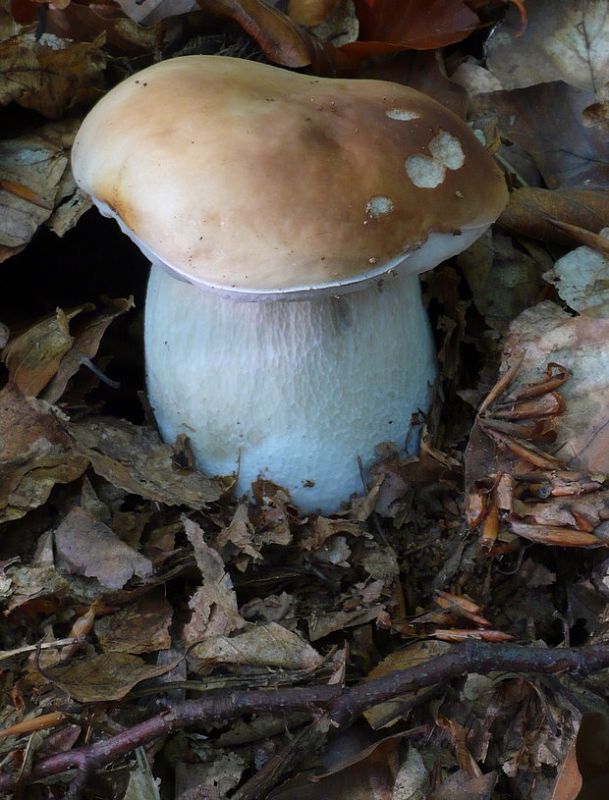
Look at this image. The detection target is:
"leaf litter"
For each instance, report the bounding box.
[3,1,609,798]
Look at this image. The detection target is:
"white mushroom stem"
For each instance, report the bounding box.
[145,262,437,513]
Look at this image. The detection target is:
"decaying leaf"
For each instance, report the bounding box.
[68,417,232,507]
[498,187,609,245]
[189,621,323,673]
[480,82,609,189]
[0,386,87,524]
[544,229,609,316]
[3,564,70,617]
[3,304,91,396]
[55,506,154,589]
[0,30,106,117]
[363,640,452,729]
[308,604,384,641]
[458,230,546,332]
[175,753,246,800]
[287,0,342,27]
[486,0,609,93]
[43,297,134,403]
[182,516,245,646]
[0,120,85,259]
[504,302,609,472]
[47,651,181,702]
[345,0,481,55]
[95,592,172,654]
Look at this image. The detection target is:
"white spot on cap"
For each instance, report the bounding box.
[429,130,465,170]
[386,108,420,121]
[405,155,446,188]
[366,196,395,219]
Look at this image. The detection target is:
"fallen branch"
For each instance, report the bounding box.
[1,640,608,796]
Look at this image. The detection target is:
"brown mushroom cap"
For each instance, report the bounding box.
[72,55,507,295]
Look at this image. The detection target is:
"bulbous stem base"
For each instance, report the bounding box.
[145,263,437,513]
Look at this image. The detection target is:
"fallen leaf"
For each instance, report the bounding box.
[215,501,262,563]
[0,31,106,118]
[175,752,246,800]
[47,651,181,702]
[288,0,341,27]
[308,605,384,641]
[498,187,609,245]
[46,1,159,55]
[3,305,91,396]
[504,302,609,473]
[181,517,245,646]
[363,640,452,729]
[43,297,134,404]
[0,386,87,524]
[95,592,172,654]
[480,82,609,189]
[55,506,154,589]
[486,0,609,92]
[458,231,546,332]
[68,417,231,507]
[3,564,70,618]
[430,769,496,800]
[189,622,323,673]
[0,120,84,256]
[269,732,403,800]
[544,231,609,316]
[344,0,481,56]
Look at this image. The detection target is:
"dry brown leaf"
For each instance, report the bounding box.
[458,231,546,332]
[55,506,154,589]
[175,754,246,800]
[0,386,87,524]
[308,604,384,641]
[95,593,172,654]
[47,651,181,702]
[215,501,262,563]
[0,119,85,257]
[498,188,609,245]
[480,83,609,189]
[269,735,404,800]
[112,0,197,25]
[300,516,365,551]
[43,297,134,404]
[544,234,609,317]
[288,0,341,27]
[46,2,159,55]
[363,640,451,729]
[189,621,323,673]
[345,0,481,54]
[68,417,231,507]
[3,564,70,617]
[486,0,609,93]
[0,31,106,118]
[504,303,609,473]
[181,517,245,646]
[3,305,91,396]
[431,769,496,800]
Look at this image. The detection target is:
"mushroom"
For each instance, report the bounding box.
[71,55,507,513]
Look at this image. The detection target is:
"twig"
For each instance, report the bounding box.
[1,641,609,794]
[0,637,85,663]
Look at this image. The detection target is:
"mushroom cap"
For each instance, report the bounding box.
[72,55,507,297]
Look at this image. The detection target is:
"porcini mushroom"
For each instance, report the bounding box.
[71,55,507,513]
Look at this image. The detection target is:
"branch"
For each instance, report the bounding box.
[0,641,607,794]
